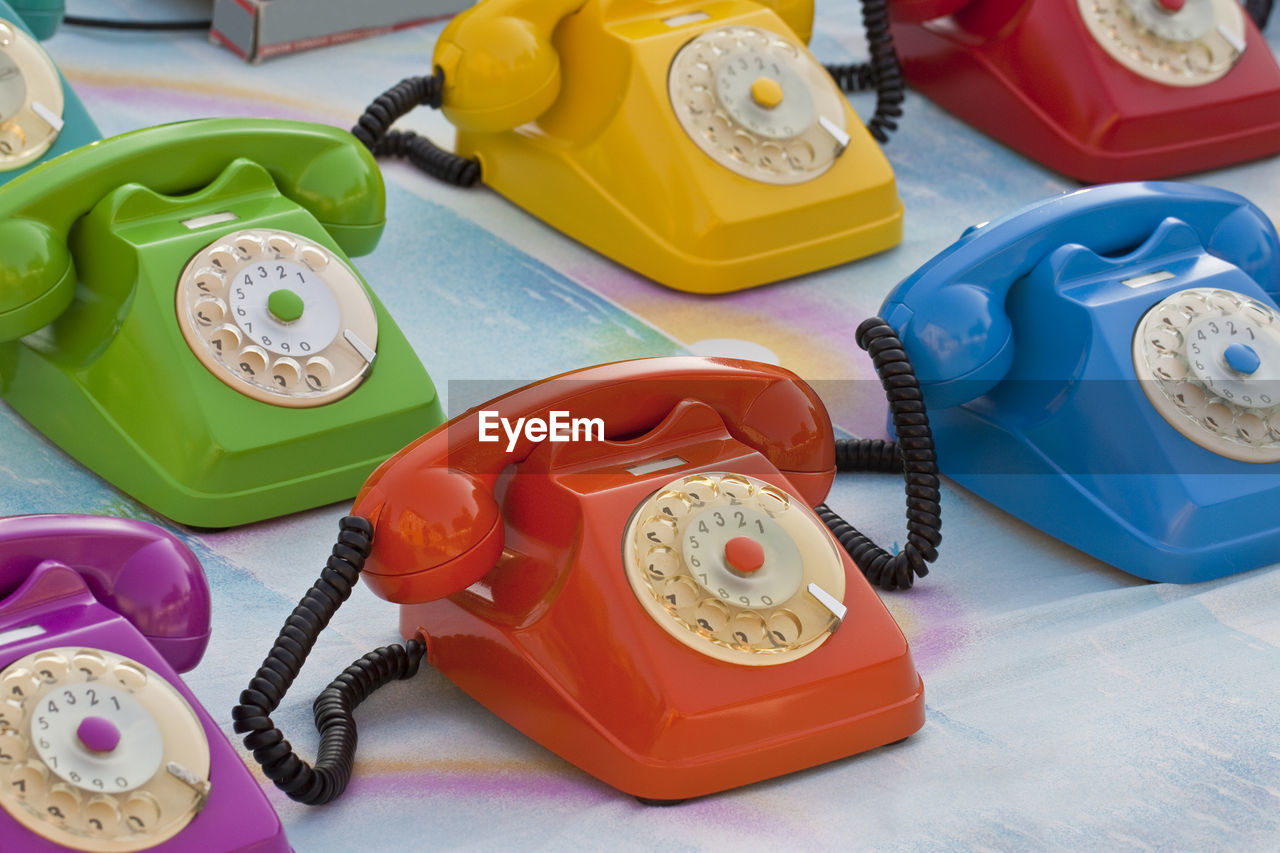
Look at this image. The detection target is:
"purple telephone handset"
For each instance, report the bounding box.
[0,514,290,852]
[0,514,212,671]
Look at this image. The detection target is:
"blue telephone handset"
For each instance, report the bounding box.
[0,0,98,184]
[881,182,1280,582]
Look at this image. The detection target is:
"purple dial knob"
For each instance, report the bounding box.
[77,716,121,754]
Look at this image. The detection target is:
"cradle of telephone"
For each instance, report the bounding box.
[351,358,924,799]
[889,0,1280,181]
[882,182,1280,583]
[0,514,290,851]
[0,0,98,184]
[435,0,902,293]
[0,119,443,527]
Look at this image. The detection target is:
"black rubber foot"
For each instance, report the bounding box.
[635,796,688,807]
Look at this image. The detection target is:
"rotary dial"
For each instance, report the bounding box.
[1078,0,1246,86]
[668,25,851,185]
[1133,287,1280,462]
[176,228,379,407]
[0,19,65,171]
[0,647,211,852]
[623,471,848,666]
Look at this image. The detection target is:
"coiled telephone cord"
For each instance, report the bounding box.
[1246,0,1274,29]
[823,0,905,143]
[815,318,942,591]
[350,70,480,187]
[231,516,426,805]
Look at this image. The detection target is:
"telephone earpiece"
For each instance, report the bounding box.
[9,0,62,39]
[435,0,583,132]
[881,183,1280,409]
[352,357,836,604]
[0,515,211,673]
[0,218,72,341]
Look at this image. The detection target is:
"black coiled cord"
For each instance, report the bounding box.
[823,0,905,142]
[232,516,427,805]
[351,71,480,187]
[816,318,941,591]
[1246,0,1274,29]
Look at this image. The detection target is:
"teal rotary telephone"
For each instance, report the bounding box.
[0,119,443,527]
[0,0,98,184]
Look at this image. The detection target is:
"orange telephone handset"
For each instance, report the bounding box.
[345,357,925,800]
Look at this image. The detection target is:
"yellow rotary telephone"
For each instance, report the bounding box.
[360,0,904,293]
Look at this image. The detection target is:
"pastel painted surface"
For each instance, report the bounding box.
[0,0,1275,850]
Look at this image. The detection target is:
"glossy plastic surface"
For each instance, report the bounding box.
[0,514,290,852]
[0,119,444,527]
[881,182,1280,582]
[353,356,924,799]
[889,0,1280,181]
[434,0,901,293]
[0,0,98,184]
[8,0,61,39]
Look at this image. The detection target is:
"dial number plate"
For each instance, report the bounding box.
[1133,287,1280,462]
[0,647,211,852]
[0,20,65,170]
[176,228,379,407]
[668,25,850,185]
[1078,0,1246,86]
[622,471,847,665]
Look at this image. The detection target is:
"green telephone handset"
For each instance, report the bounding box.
[0,118,444,527]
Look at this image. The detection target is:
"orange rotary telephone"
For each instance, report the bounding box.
[889,0,1280,181]
[235,348,942,803]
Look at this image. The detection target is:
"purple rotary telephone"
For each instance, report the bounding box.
[0,514,289,852]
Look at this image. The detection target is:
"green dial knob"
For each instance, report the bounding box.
[267,288,305,323]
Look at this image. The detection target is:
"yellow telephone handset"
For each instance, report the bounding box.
[419,0,902,293]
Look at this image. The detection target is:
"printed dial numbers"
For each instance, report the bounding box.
[0,20,65,170]
[176,228,379,408]
[668,25,850,185]
[0,647,211,852]
[623,471,847,666]
[1079,0,1246,86]
[1134,287,1280,462]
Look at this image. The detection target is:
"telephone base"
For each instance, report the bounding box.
[0,337,444,528]
[892,11,1280,182]
[461,129,902,293]
[932,407,1280,583]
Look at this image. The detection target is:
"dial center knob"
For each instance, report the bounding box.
[1153,0,1185,12]
[76,716,121,754]
[267,287,305,323]
[1223,342,1261,375]
[725,536,766,574]
[749,76,784,109]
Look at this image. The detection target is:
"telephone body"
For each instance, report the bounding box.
[434,0,902,293]
[0,0,97,184]
[880,182,1280,582]
[0,119,444,527]
[888,0,1280,181]
[350,357,924,800]
[0,514,290,851]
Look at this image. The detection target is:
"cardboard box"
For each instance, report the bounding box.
[211,0,469,62]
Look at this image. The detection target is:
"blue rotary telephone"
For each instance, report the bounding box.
[880,182,1280,583]
[0,0,97,184]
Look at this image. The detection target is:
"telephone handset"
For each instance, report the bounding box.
[0,514,290,852]
[889,0,1280,180]
[0,118,444,527]
[236,355,941,803]
[881,181,1280,582]
[356,0,905,293]
[0,0,98,183]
